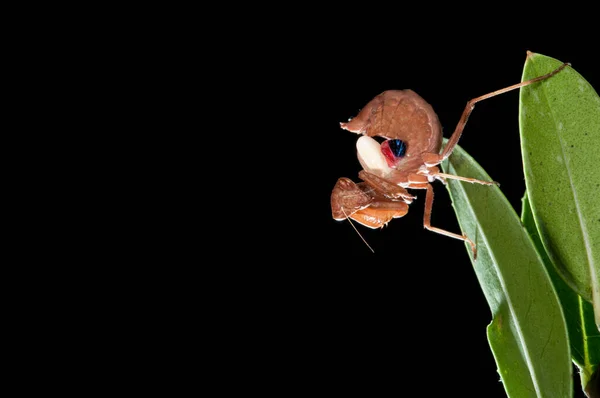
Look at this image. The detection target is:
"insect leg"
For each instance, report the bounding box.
[421,183,478,259]
[431,171,498,186]
[358,170,416,203]
[421,61,570,167]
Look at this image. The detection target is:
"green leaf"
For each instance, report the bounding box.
[523,193,600,393]
[519,52,600,329]
[441,142,571,398]
[586,369,600,398]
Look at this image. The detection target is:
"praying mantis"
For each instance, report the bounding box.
[331,61,569,259]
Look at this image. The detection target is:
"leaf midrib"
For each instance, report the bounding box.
[530,59,598,320]
[579,296,593,379]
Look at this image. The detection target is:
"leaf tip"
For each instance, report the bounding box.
[525,51,541,63]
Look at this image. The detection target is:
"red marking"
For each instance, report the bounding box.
[380,140,398,168]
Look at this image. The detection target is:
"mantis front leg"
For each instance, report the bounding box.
[358,170,415,204]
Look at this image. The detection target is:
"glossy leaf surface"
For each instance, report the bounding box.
[442,143,571,398]
[519,53,600,329]
[523,193,600,394]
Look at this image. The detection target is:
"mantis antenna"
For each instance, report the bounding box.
[341,207,375,253]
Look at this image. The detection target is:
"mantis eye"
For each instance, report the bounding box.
[380,139,407,167]
[388,139,407,157]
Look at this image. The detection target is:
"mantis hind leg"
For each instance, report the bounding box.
[409,181,478,259]
[421,61,570,167]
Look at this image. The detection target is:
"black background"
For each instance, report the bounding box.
[242,33,597,397]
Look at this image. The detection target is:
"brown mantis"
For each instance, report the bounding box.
[331,59,569,259]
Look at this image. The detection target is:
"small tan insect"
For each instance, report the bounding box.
[331,59,569,259]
